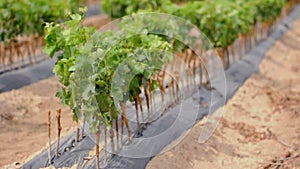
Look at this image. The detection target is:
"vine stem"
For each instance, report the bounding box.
[198,55,203,85]
[144,85,151,123]
[56,109,62,157]
[121,103,131,143]
[0,43,3,66]
[8,41,13,70]
[96,125,101,169]
[75,127,80,143]
[82,116,85,140]
[184,49,191,90]
[110,126,115,153]
[137,95,145,128]
[134,96,142,135]
[47,111,52,164]
[104,127,107,162]
[115,115,120,150]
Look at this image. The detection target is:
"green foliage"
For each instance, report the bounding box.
[102,0,172,19]
[102,0,288,48]
[0,0,84,44]
[46,0,289,132]
[44,11,175,131]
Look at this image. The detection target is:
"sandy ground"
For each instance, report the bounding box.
[147,17,300,169]
[0,76,77,167]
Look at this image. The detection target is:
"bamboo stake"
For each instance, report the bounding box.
[149,78,155,115]
[158,67,166,109]
[137,95,145,128]
[82,117,86,140]
[216,48,226,69]
[238,34,244,58]
[96,125,101,169]
[75,126,80,143]
[173,71,180,103]
[56,109,62,157]
[121,103,131,142]
[230,44,236,62]
[0,43,3,66]
[115,116,120,150]
[225,47,229,67]
[191,52,197,82]
[184,50,191,90]
[134,96,142,135]
[198,57,203,85]
[104,127,108,162]
[144,86,151,123]
[110,127,115,153]
[8,42,13,70]
[47,111,52,164]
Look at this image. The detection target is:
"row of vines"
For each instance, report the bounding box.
[0,0,85,70]
[42,0,298,168]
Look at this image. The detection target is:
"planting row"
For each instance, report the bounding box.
[0,0,86,70]
[42,0,297,168]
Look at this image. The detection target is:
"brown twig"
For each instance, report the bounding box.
[115,116,120,150]
[75,127,80,143]
[121,103,131,142]
[104,127,108,162]
[137,95,145,128]
[144,85,151,123]
[47,110,52,163]
[134,96,142,134]
[56,109,62,157]
[96,125,101,169]
[110,127,115,153]
[82,116,86,140]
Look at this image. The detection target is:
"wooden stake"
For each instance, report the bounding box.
[121,103,131,142]
[56,109,62,157]
[47,111,52,164]
[8,41,13,70]
[115,116,120,150]
[82,116,86,140]
[96,125,101,169]
[134,96,142,135]
[104,127,108,162]
[110,127,115,153]
[75,127,80,143]
[144,86,151,123]
[230,44,235,62]
[137,95,145,128]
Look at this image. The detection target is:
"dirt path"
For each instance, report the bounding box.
[147,17,300,169]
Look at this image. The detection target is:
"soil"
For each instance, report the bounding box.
[0,76,77,168]
[147,16,300,169]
